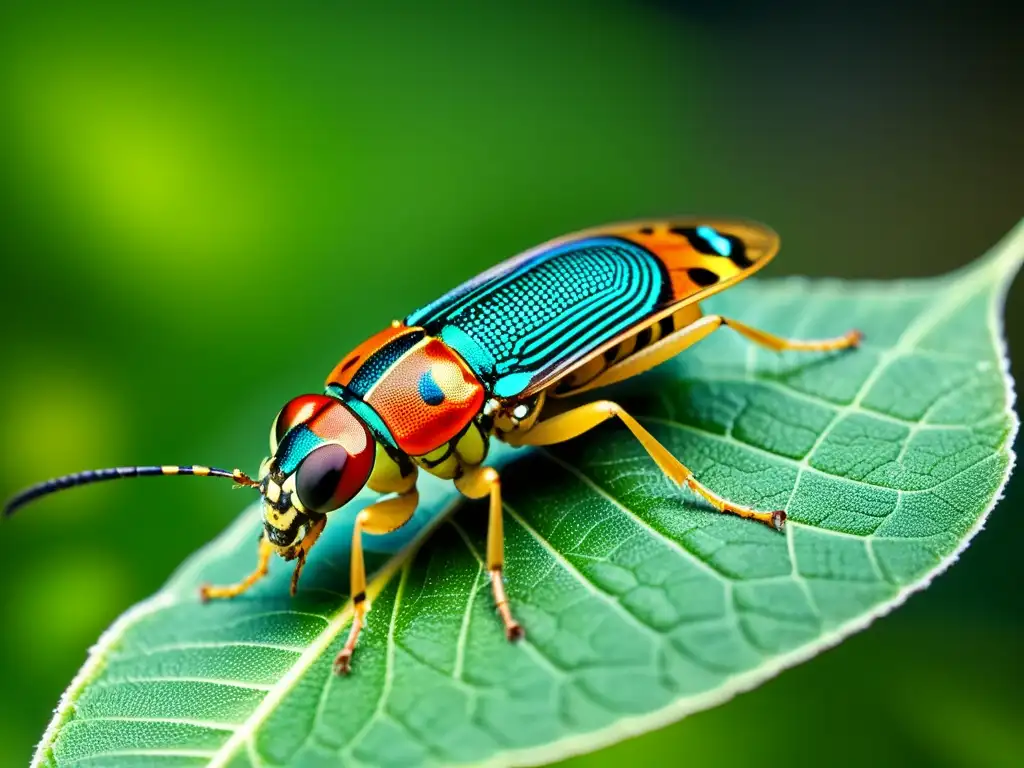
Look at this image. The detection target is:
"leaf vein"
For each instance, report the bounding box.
[94,675,274,692]
[66,715,238,732]
[538,449,723,580]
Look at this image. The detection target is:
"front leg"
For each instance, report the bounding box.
[334,488,419,675]
[200,536,274,601]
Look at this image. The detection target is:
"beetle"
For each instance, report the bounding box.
[4,218,861,674]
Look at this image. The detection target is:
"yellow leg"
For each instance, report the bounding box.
[199,536,274,601]
[289,516,327,596]
[454,466,524,641]
[333,490,419,675]
[718,315,861,352]
[567,315,862,396]
[508,400,786,531]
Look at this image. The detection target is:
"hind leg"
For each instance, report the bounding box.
[507,400,785,531]
[563,314,860,396]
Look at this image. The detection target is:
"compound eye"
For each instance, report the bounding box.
[294,443,352,514]
[271,394,333,453]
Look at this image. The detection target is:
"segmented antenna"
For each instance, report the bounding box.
[3,465,259,518]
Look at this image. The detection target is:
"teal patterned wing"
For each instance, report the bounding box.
[405,219,779,400]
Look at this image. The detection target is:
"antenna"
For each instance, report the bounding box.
[3,465,259,518]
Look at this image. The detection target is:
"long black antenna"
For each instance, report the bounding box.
[3,465,260,518]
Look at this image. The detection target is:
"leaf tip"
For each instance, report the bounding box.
[978,217,1024,278]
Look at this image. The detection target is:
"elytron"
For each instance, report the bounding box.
[4,219,861,674]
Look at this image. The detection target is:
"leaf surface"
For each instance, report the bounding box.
[34,222,1024,767]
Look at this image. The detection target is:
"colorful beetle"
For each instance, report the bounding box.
[4,219,860,674]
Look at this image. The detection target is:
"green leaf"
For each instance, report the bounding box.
[34,221,1023,768]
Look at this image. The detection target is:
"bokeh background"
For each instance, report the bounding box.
[1,1,1021,765]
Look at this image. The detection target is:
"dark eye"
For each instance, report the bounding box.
[294,444,350,513]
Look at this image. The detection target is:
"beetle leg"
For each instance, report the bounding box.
[289,515,328,596]
[507,400,786,531]
[718,315,862,352]
[334,489,419,674]
[454,466,524,641]
[562,314,861,397]
[199,536,274,601]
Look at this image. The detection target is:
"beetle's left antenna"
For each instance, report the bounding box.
[3,465,260,518]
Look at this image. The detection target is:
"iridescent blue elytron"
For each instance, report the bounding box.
[409,237,664,398]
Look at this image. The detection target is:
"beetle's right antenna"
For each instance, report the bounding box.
[3,465,260,518]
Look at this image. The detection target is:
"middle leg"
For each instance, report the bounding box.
[454,466,524,641]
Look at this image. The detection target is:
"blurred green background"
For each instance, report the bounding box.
[1,1,1021,766]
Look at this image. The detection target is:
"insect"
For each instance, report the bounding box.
[4,219,861,674]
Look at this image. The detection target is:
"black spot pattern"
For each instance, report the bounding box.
[670,226,753,269]
[658,315,676,337]
[688,267,719,287]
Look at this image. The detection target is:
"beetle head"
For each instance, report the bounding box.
[257,394,375,557]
